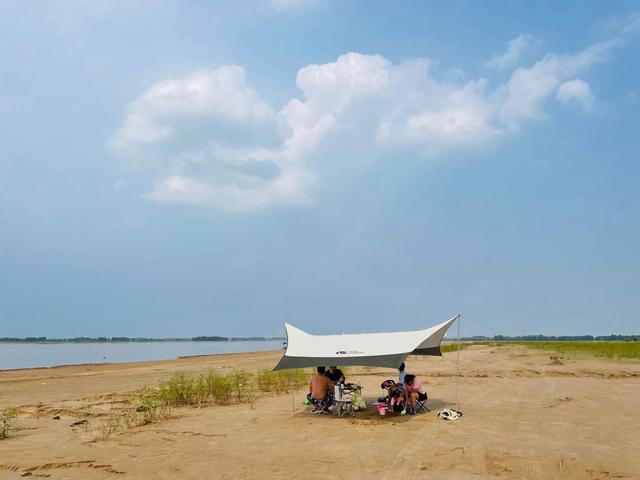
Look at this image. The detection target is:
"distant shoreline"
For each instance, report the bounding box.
[2,334,637,345]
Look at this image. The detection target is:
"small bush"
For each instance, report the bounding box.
[200,372,234,405]
[156,372,197,406]
[0,409,17,439]
[256,369,309,394]
[229,371,254,403]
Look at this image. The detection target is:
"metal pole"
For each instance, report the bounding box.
[455,314,461,411]
[290,369,294,413]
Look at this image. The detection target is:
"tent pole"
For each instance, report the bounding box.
[455,314,461,411]
[290,369,294,413]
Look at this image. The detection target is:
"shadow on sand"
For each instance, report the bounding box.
[293,396,455,422]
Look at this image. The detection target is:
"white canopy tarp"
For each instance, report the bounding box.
[273,315,458,370]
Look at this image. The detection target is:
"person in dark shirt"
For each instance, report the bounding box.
[325,365,345,383]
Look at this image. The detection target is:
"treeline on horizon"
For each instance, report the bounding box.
[457,334,639,342]
[1,334,638,343]
[0,336,286,343]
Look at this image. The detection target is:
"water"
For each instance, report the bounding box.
[0,340,285,370]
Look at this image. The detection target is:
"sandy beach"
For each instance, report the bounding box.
[1,344,639,479]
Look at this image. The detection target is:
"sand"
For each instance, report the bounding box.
[1,345,639,479]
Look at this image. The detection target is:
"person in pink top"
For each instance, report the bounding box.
[402,374,427,415]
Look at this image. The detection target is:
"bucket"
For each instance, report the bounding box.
[377,403,387,416]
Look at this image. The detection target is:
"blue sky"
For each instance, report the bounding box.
[0,1,638,338]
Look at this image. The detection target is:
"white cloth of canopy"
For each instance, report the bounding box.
[273,316,458,370]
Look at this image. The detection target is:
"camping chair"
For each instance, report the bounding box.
[307,393,334,415]
[415,393,430,413]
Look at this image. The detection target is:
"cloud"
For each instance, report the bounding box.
[110,19,637,212]
[556,79,593,110]
[494,35,621,127]
[487,34,534,70]
[110,67,275,151]
[108,67,311,212]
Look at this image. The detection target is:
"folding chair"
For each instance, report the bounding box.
[308,393,334,414]
[415,393,430,413]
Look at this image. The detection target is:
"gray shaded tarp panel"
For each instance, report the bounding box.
[272,353,409,371]
[410,346,442,356]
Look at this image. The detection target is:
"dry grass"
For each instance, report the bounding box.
[98,369,310,439]
[99,391,170,439]
[0,408,17,439]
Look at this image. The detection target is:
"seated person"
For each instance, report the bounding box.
[402,373,427,415]
[381,362,405,407]
[386,362,406,407]
[308,366,333,409]
[325,365,345,383]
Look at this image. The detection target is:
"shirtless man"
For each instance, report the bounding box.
[308,366,332,402]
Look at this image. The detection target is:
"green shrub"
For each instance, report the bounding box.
[256,369,309,394]
[155,372,198,407]
[201,372,234,405]
[152,368,310,408]
[229,371,254,403]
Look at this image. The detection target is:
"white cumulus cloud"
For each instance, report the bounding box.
[108,67,303,212]
[556,79,593,110]
[109,20,637,212]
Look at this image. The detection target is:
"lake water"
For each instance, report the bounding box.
[0,340,285,370]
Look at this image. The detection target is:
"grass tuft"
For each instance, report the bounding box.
[99,391,170,440]
[0,409,17,440]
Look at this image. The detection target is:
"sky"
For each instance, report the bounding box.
[0,0,639,338]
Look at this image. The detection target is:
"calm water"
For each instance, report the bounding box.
[0,341,285,370]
